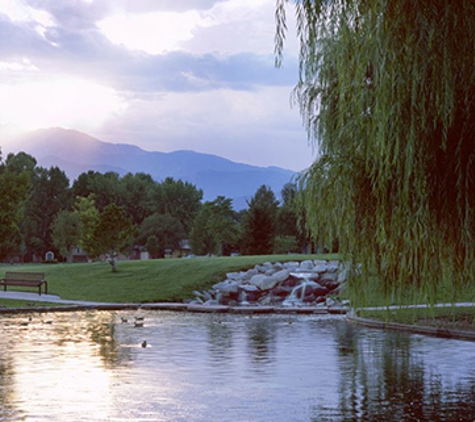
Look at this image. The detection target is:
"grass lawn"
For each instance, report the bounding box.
[0,254,325,305]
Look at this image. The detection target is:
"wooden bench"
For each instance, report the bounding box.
[0,272,48,295]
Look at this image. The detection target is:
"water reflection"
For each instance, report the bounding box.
[332,325,475,422]
[0,311,474,421]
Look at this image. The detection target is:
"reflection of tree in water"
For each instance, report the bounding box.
[0,349,18,419]
[86,314,121,367]
[330,329,475,421]
[246,318,277,366]
[205,315,234,364]
[40,311,126,367]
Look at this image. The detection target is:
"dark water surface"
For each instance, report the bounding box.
[0,311,474,421]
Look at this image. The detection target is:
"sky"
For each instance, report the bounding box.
[0,0,315,171]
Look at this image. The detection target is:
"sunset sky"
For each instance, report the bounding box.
[0,0,315,171]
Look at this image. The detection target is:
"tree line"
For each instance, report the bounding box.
[0,150,310,264]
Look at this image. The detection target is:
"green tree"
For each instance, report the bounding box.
[276,1,475,303]
[120,172,155,226]
[241,185,279,255]
[189,196,240,256]
[0,154,31,261]
[276,182,307,252]
[73,194,100,257]
[51,210,81,262]
[145,235,160,259]
[92,204,137,271]
[23,166,71,260]
[137,213,185,258]
[152,177,203,234]
[274,235,298,254]
[72,171,122,212]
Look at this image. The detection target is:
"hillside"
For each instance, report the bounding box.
[3,128,297,209]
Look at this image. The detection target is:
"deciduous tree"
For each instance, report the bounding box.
[276,1,475,304]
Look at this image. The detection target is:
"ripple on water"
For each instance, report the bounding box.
[0,311,474,421]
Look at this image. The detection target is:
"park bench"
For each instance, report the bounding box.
[0,271,48,295]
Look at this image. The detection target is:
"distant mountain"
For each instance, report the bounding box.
[3,128,297,210]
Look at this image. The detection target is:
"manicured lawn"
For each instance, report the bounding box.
[0,254,324,304]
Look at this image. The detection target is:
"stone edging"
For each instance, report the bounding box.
[0,302,347,315]
[2,302,474,342]
[346,310,475,341]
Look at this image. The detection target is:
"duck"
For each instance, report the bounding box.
[134,320,144,327]
[141,340,147,348]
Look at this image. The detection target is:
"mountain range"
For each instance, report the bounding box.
[2,128,298,210]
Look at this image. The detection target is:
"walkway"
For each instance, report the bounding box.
[0,290,112,306]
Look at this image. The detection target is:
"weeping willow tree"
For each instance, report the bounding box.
[275,0,475,305]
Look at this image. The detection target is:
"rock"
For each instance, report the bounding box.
[337,269,349,283]
[326,262,340,273]
[271,285,293,297]
[226,272,242,281]
[271,269,290,283]
[299,260,314,270]
[314,264,329,273]
[241,284,260,293]
[213,281,240,294]
[249,274,281,291]
[313,259,328,266]
[242,268,258,281]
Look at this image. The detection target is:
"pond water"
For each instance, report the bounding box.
[0,310,474,421]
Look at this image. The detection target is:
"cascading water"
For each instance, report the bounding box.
[282,273,315,307]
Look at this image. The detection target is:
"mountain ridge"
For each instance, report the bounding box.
[3,127,298,210]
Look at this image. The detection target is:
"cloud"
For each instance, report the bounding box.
[94,86,313,171]
[0,0,310,171]
[97,9,215,55]
[0,76,126,131]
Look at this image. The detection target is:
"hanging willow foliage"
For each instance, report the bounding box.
[276,0,475,305]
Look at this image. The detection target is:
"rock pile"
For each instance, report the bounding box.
[187,259,349,308]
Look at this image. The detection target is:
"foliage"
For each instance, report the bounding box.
[72,171,122,212]
[0,157,31,261]
[276,182,307,252]
[22,166,71,259]
[273,235,298,255]
[73,194,100,256]
[92,204,137,260]
[51,210,81,262]
[152,177,203,234]
[241,185,279,255]
[137,213,185,257]
[276,0,475,305]
[145,235,160,258]
[120,172,155,225]
[189,196,240,255]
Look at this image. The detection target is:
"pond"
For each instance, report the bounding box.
[0,310,474,421]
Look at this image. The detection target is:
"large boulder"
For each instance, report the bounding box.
[213,281,240,295]
[248,273,281,291]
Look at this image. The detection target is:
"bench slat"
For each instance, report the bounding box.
[0,272,48,295]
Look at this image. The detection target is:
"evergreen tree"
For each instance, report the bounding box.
[241,185,279,255]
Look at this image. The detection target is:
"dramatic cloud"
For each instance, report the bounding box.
[0,0,313,171]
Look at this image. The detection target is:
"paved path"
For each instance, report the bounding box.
[0,290,111,306]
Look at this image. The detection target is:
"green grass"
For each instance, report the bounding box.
[0,254,327,304]
[0,299,64,309]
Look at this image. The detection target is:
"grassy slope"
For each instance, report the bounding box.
[0,254,323,304]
